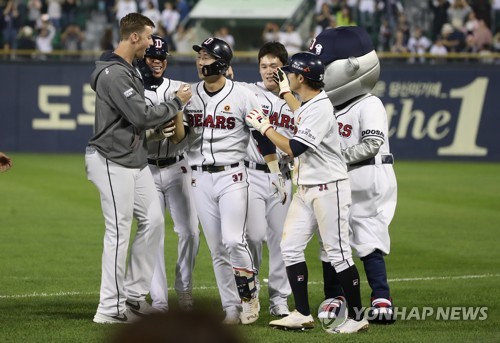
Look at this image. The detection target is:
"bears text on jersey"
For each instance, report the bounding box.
[187,113,236,129]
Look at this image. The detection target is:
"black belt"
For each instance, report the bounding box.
[350,154,394,167]
[244,160,271,173]
[191,162,240,173]
[148,155,184,168]
[244,160,291,180]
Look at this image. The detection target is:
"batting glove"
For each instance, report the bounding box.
[271,173,288,205]
[246,109,272,136]
[273,68,291,99]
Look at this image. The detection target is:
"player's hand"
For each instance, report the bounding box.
[175,83,192,105]
[273,68,291,99]
[161,120,176,138]
[271,173,288,205]
[246,109,272,136]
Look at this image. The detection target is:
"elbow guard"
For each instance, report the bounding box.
[290,139,308,157]
[252,130,276,156]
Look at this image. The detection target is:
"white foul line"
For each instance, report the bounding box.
[1,274,498,299]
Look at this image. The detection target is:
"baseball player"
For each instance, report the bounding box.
[136,35,200,312]
[246,52,369,334]
[86,13,192,324]
[240,42,294,317]
[184,37,283,325]
[310,26,398,323]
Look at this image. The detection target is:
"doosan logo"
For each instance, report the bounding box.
[362,129,384,138]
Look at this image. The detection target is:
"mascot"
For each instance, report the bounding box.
[310,26,398,324]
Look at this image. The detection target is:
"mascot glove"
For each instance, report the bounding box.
[246,109,272,136]
[271,173,288,205]
[273,68,291,98]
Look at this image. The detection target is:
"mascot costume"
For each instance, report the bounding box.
[310,26,398,324]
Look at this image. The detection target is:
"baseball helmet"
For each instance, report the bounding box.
[193,37,233,76]
[145,35,169,60]
[281,52,325,82]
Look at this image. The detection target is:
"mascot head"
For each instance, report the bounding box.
[309,26,380,106]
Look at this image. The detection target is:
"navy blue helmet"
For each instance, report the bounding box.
[193,37,233,65]
[145,35,169,60]
[281,52,325,82]
[193,37,233,76]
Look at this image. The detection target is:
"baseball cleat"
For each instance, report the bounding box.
[177,291,194,311]
[93,308,141,324]
[222,306,241,325]
[240,293,260,324]
[126,300,162,317]
[326,318,369,334]
[269,309,314,330]
[270,304,290,317]
[368,298,396,324]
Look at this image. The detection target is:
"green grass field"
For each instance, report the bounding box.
[1,154,499,342]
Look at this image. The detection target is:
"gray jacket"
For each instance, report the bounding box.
[88,51,182,168]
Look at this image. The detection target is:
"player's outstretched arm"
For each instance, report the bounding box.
[246,109,293,157]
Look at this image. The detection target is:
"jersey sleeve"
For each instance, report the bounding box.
[359,96,387,143]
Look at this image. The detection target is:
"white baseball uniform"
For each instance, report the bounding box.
[143,78,200,310]
[334,94,397,258]
[183,79,259,310]
[243,82,293,309]
[280,90,355,274]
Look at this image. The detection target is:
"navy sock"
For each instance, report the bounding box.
[286,262,310,316]
[337,265,363,320]
[361,249,391,300]
[322,261,345,299]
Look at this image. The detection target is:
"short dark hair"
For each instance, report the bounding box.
[119,13,155,40]
[258,41,288,65]
[297,74,324,90]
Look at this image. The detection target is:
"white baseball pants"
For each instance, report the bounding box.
[148,158,200,310]
[85,149,163,316]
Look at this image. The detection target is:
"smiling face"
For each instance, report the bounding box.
[259,54,283,92]
[145,56,167,78]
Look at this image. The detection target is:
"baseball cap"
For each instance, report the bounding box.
[309,26,374,65]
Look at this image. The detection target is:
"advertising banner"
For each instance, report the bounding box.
[0,62,498,160]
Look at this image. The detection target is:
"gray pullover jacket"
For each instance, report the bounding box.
[88,51,182,168]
